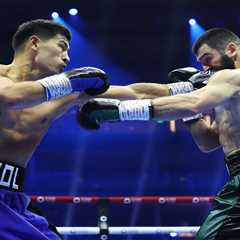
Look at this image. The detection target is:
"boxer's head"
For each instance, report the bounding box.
[193,28,240,71]
[12,19,71,74]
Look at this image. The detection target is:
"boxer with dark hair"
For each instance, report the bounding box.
[78,28,240,239]
[0,19,109,239]
[0,18,198,240]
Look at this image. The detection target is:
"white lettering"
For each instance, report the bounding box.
[0,164,14,188]
[12,167,19,190]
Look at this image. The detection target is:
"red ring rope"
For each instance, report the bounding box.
[30,195,214,204]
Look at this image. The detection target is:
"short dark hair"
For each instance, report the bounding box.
[12,19,71,51]
[192,28,240,55]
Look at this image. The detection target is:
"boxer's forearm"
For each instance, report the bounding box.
[127,83,170,99]
[151,81,233,121]
[42,92,91,120]
[151,94,200,121]
[99,83,170,100]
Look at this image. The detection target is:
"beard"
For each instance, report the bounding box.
[213,54,235,70]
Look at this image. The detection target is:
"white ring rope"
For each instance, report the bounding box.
[57,226,200,235]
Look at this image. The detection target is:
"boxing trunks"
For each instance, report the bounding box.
[197,150,240,240]
[0,161,62,240]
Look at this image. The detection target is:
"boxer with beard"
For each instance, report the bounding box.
[78,28,240,239]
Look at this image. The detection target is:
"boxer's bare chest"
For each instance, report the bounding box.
[0,104,54,166]
[0,67,53,138]
[215,97,240,154]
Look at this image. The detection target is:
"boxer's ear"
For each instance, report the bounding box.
[225,42,238,58]
[28,35,41,51]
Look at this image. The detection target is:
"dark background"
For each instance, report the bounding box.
[1,0,240,239]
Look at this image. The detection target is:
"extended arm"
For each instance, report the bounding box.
[99,67,203,100]
[99,83,171,100]
[0,67,108,110]
[152,70,240,121]
[76,69,239,129]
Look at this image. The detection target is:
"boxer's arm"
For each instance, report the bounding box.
[38,92,91,120]
[99,83,171,100]
[0,81,169,120]
[98,67,206,100]
[50,83,168,120]
[185,119,221,152]
[0,66,108,110]
[0,77,46,109]
[151,70,239,121]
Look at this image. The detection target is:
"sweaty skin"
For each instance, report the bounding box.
[150,42,240,156]
[0,80,170,167]
[214,98,240,155]
[0,31,172,168]
[0,34,93,167]
[152,68,240,156]
[0,64,89,167]
[191,42,240,155]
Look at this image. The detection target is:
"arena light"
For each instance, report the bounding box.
[189,19,205,68]
[170,232,177,237]
[51,12,59,19]
[189,18,196,25]
[169,120,176,133]
[69,8,78,16]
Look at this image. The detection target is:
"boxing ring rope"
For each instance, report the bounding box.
[56,226,200,235]
[31,195,214,204]
[30,195,213,237]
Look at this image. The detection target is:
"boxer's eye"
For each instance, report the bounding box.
[58,43,66,51]
[203,55,211,63]
[58,41,69,51]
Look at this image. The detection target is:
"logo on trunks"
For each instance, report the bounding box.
[0,163,19,190]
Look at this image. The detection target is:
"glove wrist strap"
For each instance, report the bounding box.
[167,82,193,95]
[37,73,72,101]
[119,100,152,121]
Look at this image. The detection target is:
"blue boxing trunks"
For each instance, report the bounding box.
[0,161,61,240]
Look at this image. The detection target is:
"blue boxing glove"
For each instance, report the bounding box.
[37,66,109,101]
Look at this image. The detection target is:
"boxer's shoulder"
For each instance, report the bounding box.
[0,65,14,84]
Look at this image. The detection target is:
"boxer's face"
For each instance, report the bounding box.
[196,43,235,71]
[34,34,70,75]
